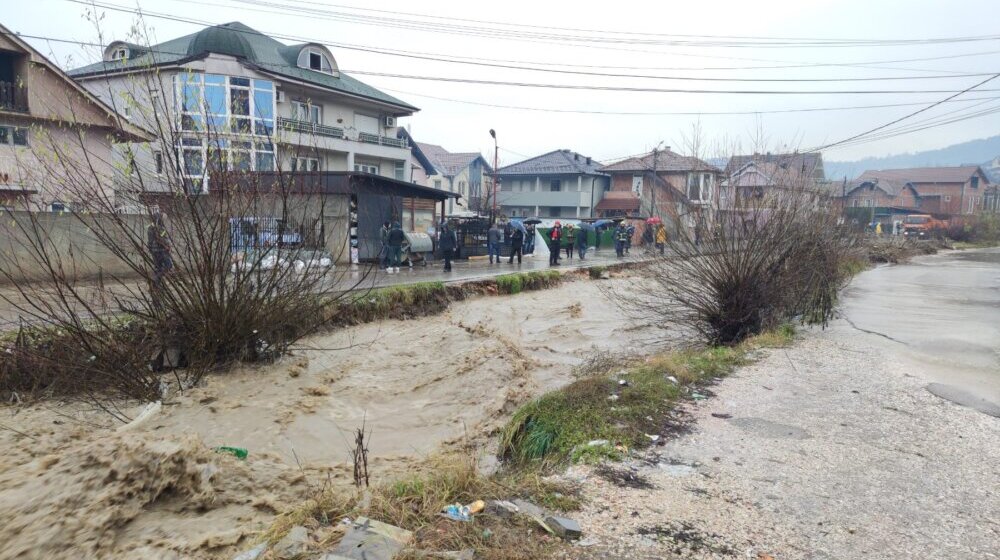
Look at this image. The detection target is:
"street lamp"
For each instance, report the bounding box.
[489,129,498,222]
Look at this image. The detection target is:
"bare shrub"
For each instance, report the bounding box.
[611,160,858,346]
[0,21,382,410]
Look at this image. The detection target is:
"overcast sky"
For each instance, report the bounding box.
[8,0,1000,167]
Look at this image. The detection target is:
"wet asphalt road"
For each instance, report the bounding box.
[837,246,1000,416]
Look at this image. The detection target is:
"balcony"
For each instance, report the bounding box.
[499,190,590,208]
[277,117,343,139]
[358,131,408,148]
[0,81,28,113]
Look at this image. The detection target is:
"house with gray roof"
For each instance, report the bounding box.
[69,21,417,194]
[496,149,609,218]
[398,129,492,215]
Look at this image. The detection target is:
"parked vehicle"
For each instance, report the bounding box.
[902,214,946,239]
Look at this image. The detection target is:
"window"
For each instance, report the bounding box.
[354,162,378,174]
[297,48,335,74]
[458,180,467,196]
[852,199,859,207]
[178,137,274,188]
[549,207,562,217]
[50,202,66,212]
[686,172,713,202]
[944,195,952,202]
[434,179,442,190]
[550,179,562,192]
[972,176,980,189]
[293,157,322,172]
[174,73,274,136]
[0,127,29,147]
[112,47,129,61]
[394,161,405,181]
[154,151,164,174]
[292,100,321,124]
[632,174,644,197]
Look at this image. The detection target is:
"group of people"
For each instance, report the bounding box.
[545,221,590,266]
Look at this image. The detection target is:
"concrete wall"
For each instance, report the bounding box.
[0,210,145,284]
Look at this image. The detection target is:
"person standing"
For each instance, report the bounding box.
[386,221,405,273]
[548,221,562,266]
[508,226,524,264]
[379,221,391,270]
[438,221,458,272]
[487,221,503,264]
[625,223,635,255]
[147,212,173,308]
[614,223,628,258]
[577,226,588,260]
[563,224,576,260]
[655,224,668,256]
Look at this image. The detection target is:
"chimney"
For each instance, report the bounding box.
[574,153,579,161]
[586,157,591,165]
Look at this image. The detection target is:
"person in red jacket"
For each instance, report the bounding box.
[548,221,562,266]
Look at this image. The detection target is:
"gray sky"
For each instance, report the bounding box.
[8,0,1000,166]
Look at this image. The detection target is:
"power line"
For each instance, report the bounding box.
[182,0,1000,49]
[54,0,1000,77]
[812,72,1000,151]
[380,87,1000,116]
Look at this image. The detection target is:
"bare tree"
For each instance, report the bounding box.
[0,17,384,412]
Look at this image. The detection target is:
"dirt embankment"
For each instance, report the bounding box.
[0,275,667,559]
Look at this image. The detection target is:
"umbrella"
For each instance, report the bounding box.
[577,222,596,232]
[646,216,663,225]
[507,218,527,233]
[523,218,542,225]
[592,219,614,228]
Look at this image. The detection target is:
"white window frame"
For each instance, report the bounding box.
[298,47,334,74]
[291,100,321,124]
[686,172,714,203]
[394,160,405,181]
[632,174,644,197]
[177,137,275,190]
[354,162,379,175]
[112,47,129,61]
[174,73,275,136]
[292,156,322,172]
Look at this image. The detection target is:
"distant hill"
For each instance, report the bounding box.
[825,135,1000,181]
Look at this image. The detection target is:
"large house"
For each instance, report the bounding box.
[401,131,492,215]
[722,152,826,210]
[842,166,992,216]
[0,22,148,209]
[597,148,722,224]
[495,149,609,219]
[68,22,417,197]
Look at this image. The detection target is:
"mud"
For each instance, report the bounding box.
[0,277,666,559]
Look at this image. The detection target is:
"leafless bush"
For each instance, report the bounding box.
[0,20,381,411]
[611,163,858,346]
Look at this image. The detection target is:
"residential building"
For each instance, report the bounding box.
[0,22,148,209]
[68,22,417,197]
[400,130,492,215]
[842,166,992,216]
[721,152,826,210]
[495,149,609,218]
[597,148,722,223]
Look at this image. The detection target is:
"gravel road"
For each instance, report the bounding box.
[561,316,1000,559]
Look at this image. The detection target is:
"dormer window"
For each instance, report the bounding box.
[297,47,336,75]
[112,47,129,61]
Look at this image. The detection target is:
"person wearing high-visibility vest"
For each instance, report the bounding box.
[614,223,629,258]
[655,224,668,256]
[548,222,562,266]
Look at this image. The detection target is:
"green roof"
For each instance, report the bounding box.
[68,22,417,112]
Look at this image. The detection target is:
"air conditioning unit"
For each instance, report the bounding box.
[276,90,286,103]
[384,116,396,127]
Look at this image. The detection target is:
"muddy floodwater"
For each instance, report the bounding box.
[0,276,668,559]
[837,247,1000,416]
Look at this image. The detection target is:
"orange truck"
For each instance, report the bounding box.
[902,214,946,239]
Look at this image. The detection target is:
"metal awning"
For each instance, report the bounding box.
[253,171,460,201]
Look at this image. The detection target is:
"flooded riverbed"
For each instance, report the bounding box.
[837,247,1000,415]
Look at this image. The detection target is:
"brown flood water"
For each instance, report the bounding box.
[0,277,669,559]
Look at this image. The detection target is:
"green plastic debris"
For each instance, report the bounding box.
[213,446,248,460]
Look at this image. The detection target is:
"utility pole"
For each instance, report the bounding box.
[489,129,499,222]
[650,141,663,218]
